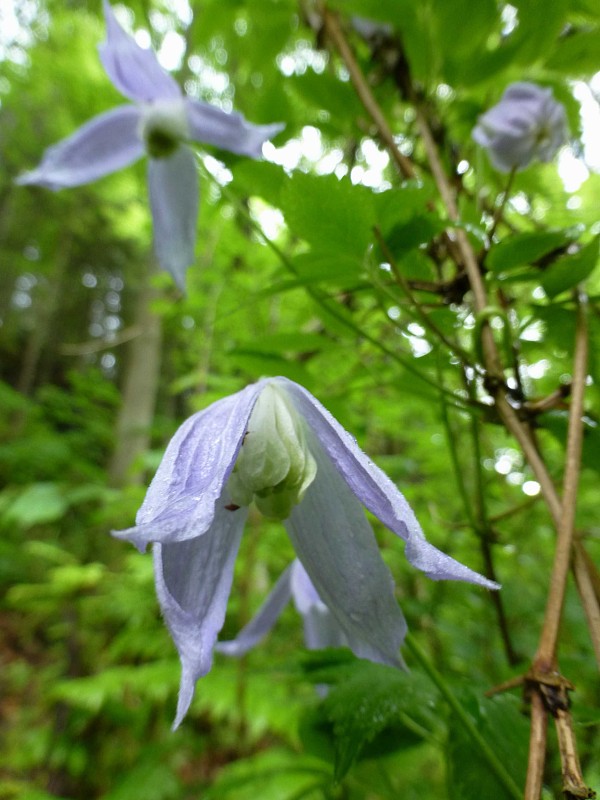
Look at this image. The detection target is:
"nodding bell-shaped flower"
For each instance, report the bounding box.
[114,377,498,729]
[472,82,568,173]
[16,0,283,288]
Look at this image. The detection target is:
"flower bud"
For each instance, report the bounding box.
[472,82,568,173]
[228,383,317,520]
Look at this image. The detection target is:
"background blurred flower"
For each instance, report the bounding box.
[114,377,497,728]
[17,0,283,288]
[472,82,568,172]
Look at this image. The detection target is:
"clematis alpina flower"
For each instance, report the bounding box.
[216,559,348,658]
[114,377,497,728]
[472,82,568,173]
[16,1,283,288]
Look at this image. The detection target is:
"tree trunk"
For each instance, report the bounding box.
[108,258,163,487]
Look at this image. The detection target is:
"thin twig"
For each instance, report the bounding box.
[526,294,591,800]
[374,227,474,365]
[406,634,522,800]
[488,166,517,241]
[524,693,548,800]
[320,8,415,180]
[572,541,600,667]
[534,295,588,669]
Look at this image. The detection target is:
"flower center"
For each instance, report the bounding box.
[139,98,189,159]
[227,383,317,520]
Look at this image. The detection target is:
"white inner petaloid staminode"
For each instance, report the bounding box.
[138,98,190,158]
[228,383,317,520]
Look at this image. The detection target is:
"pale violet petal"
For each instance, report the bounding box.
[185,98,284,158]
[148,146,199,288]
[100,0,180,102]
[16,105,143,189]
[154,501,248,729]
[290,559,324,615]
[472,82,567,173]
[291,561,349,650]
[302,606,349,651]
[113,382,265,550]
[216,564,293,656]
[277,377,498,590]
[285,429,408,668]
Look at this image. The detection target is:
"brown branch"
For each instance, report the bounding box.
[534,296,588,669]
[572,541,600,668]
[320,9,415,180]
[524,692,548,800]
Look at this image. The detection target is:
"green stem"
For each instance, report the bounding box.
[405,633,522,800]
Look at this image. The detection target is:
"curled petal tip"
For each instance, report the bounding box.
[110,527,149,554]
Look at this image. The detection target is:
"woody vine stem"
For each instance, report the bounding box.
[320,8,598,798]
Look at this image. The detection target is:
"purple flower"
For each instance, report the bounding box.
[16,1,283,288]
[114,377,497,728]
[472,82,568,173]
[216,559,349,658]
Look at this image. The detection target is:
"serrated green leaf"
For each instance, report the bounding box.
[203,748,330,800]
[541,236,599,298]
[280,172,375,257]
[317,660,441,781]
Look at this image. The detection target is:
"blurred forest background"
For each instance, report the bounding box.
[1,0,599,798]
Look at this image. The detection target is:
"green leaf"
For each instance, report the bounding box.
[280,172,375,257]
[446,693,528,800]
[539,411,600,475]
[546,27,600,76]
[510,0,568,65]
[2,482,70,528]
[203,749,330,800]
[103,750,181,800]
[231,159,287,207]
[541,236,600,298]
[487,230,573,274]
[432,0,498,68]
[306,657,441,781]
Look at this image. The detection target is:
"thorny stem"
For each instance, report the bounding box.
[405,634,522,800]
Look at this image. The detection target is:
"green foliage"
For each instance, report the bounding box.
[299,652,442,782]
[446,694,529,800]
[1,0,600,798]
